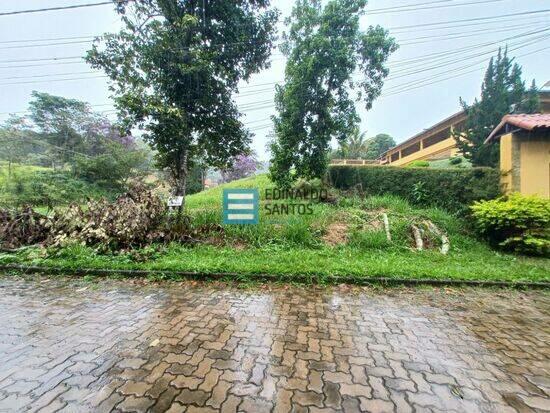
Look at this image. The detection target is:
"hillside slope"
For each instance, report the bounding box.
[0,163,115,208]
[3,174,548,282]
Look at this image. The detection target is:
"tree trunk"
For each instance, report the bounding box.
[173,150,189,213]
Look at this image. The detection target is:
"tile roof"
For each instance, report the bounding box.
[485,114,550,143]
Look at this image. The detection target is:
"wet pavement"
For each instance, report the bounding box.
[0,277,549,413]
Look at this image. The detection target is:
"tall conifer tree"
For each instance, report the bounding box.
[454,48,540,167]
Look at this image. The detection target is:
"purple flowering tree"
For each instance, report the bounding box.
[221,154,258,183]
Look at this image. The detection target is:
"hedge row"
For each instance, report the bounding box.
[328,165,500,212]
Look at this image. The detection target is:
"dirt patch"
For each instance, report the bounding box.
[363,216,383,232]
[322,222,349,246]
[362,209,387,232]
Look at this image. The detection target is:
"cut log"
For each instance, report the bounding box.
[411,224,423,251]
[425,220,450,254]
[382,213,391,241]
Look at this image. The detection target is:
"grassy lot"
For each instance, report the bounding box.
[1,174,548,283]
[0,163,115,208]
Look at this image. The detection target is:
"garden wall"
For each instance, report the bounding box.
[328,165,500,211]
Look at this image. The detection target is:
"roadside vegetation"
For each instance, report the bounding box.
[1,174,548,283]
[1,1,547,286]
[0,163,116,208]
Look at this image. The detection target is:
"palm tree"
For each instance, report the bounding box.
[339,127,370,159]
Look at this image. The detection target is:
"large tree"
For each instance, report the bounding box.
[0,116,36,176]
[29,91,91,166]
[86,0,278,209]
[364,133,395,159]
[27,91,136,167]
[454,48,540,167]
[269,0,397,187]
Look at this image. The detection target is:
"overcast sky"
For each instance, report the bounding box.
[1,0,549,161]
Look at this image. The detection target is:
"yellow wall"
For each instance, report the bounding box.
[499,133,513,194]
[519,138,550,198]
[500,132,550,198]
[389,137,457,166]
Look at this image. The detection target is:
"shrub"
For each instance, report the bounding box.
[406,160,429,168]
[328,165,500,212]
[471,193,550,256]
[449,156,463,165]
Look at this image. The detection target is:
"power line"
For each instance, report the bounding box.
[0,71,101,81]
[0,35,96,45]
[1,9,547,57]
[367,0,461,12]
[0,75,107,86]
[0,2,114,17]
[0,40,92,51]
[1,19,542,53]
[382,44,550,97]
[367,0,507,15]
[0,21,546,80]
[1,11,546,46]
[0,60,85,70]
[388,9,550,30]
[0,56,82,64]
[0,10,547,68]
[387,28,550,78]
[2,28,545,89]
[398,23,549,45]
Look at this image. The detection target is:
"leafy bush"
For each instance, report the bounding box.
[471,193,550,256]
[406,160,429,168]
[412,181,429,204]
[328,165,500,212]
[449,156,463,165]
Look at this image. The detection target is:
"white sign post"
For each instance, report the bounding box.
[167,196,183,208]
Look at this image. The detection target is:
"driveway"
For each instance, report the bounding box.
[0,277,548,412]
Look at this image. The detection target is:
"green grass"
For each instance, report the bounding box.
[1,243,548,282]
[1,173,549,283]
[428,156,472,169]
[0,163,116,207]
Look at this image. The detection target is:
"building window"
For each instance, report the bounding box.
[401,141,421,158]
[423,127,451,148]
[390,152,400,162]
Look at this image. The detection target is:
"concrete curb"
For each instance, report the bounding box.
[0,264,548,289]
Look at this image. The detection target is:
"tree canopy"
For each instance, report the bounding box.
[364,133,395,159]
[221,153,259,183]
[269,0,397,187]
[332,129,395,160]
[454,48,540,167]
[87,0,279,207]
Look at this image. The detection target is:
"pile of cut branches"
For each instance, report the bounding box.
[0,206,49,251]
[1,183,223,253]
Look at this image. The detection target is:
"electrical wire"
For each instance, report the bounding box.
[0,2,115,17]
[367,0,507,15]
[3,24,545,85]
[387,9,550,31]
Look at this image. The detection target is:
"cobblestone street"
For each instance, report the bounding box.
[0,277,548,413]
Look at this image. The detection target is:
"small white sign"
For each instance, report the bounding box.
[167,196,183,207]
